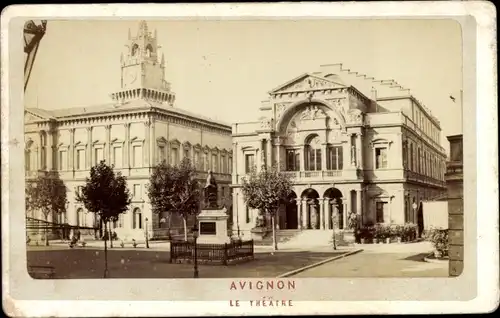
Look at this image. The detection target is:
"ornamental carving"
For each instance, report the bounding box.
[280,76,335,92]
[275,103,289,121]
[299,105,327,121]
[260,118,273,130]
[346,109,363,125]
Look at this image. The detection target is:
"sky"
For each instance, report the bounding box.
[25,19,463,155]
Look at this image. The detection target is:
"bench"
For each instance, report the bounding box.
[28,265,55,279]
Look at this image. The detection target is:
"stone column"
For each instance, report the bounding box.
[300,146,306,171]
[38,131,43,170]
[232,142,238,183]
[296,199,302,230]
[124,123,130,168]
[302,200,309,229]
[356,133,363,168]
[275,138,281,171]
[356,189,363,225]
[46,130,53,171]
[149,119,155,168]
[260,139,266,168]
[86,127,92,169]
[105,125,111,163]
[144,120,151,166]
[266,137,272,168]
[69,128,75,170]
[321,143,327,171]
[342,198,348,229]
[320,198,325,229]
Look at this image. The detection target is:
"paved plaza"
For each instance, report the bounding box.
[26,240,447,279]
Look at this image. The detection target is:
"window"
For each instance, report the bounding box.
[376,202,386,223]
[133,184,141,199]
[221,155,227,174]
[211,154,217,172]
[327,146,343,170]
[409,144,414,171]
[59,150,68,170]
[133,208,142,229]
[133,145,142,167]
[306,147,321,171]
[286,149,300,171]
[203,152,209,171]
[76,149,85,170]
[77,208,86,227]
[25,150,31,171]
[229,157,233,174]
[94,148,104,164]
[375,147,388,169]
[118,214,124,228]
[194,150,201,170]
[183,148,190,162]
[113,147,123,168]
[171,148,179,165]
[245,154,255,173]
[158,145,166,163]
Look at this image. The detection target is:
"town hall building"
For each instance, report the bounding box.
[231,64,447,240]
[24,21,233,241]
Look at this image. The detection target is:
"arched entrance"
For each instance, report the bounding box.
[285,191,298,229]
[301,188,320,229]
[324,188,343,229]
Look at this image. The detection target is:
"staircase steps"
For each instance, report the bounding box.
[254,229,301,246]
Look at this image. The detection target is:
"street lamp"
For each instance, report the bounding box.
[192,224,199,278]
[24,20,47,91]
[145,217,150,248]
[412,202,419,238]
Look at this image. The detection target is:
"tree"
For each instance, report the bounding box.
[76,160,131,278]
[147,158,200,241]
[25,172,68,246]
[241,165,294,251]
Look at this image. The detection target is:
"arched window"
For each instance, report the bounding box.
[305,135,322,171]
[133,208,142,229]
[25,150,31,171]
[145,44,153,57]
[131,44,139,56]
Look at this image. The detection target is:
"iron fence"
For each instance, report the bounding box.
[170,239,254,265]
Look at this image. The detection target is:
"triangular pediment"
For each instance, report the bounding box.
[24,109,54,123]
[269,73,346,94]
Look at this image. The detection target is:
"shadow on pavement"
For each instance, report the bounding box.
[400,253,429,262]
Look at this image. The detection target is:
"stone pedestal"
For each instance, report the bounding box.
[197,207,231,244]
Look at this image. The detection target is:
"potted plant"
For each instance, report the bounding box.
[394,225,403,243]
[425,228,449,258]
[383,225,391,244]
[373,224,383,244]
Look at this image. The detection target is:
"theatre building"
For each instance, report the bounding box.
[25,21,232,241]
[231,64,447,240]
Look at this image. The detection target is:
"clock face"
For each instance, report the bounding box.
[125,68,137,85]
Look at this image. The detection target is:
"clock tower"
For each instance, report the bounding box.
[111,20,175,106]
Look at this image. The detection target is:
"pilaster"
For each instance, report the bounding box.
[86,127,92,169]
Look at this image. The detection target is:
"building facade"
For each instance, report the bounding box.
[231,64,447,238]
[25,21,232,241]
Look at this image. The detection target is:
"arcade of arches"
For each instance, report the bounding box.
[277,187,361,230]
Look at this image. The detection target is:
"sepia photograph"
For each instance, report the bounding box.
[2,2,497,316]
[23,18,463,280]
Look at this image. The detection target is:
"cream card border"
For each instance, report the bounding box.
[1,2,498,316]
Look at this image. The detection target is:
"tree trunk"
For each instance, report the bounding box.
[44,212,49,246]
[168,213,172,240]
[183,217,188,242]
[108,221,113,248]
[272,214,278,251]
[104,226,109,278]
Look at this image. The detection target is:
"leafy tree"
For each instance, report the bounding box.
[147,158,200,241]
[25,172,68,246]
[76,160,131,278]
[241,165,294,251]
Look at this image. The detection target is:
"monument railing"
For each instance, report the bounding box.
[170,239,254,265]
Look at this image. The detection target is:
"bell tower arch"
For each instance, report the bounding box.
[111,20,176,106]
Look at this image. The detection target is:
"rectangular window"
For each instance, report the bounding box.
[375,147,388,169]
[328,146,343,170]
[211,154,217,172]
[307,147,321,171]
[245,154,255,173]
[183,148,189,162]
[113,147,123,168]
[376,202,386,223]
[59,150,67,170]
[118,214,124,228]
[158,145,166,163]
[133,184,141,199]
[76,149,85,170]
[204,153,209,171]
[194,150,200,170]
[286,149,300,171]
[229,157,233,174]
[94,148,104,164]
[133,145,142,167]
[171,148,179,165]
[221,155,227,174]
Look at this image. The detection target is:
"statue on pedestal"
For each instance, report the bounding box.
[204,170,218,209]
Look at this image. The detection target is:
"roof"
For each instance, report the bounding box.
[26,99,231,128]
